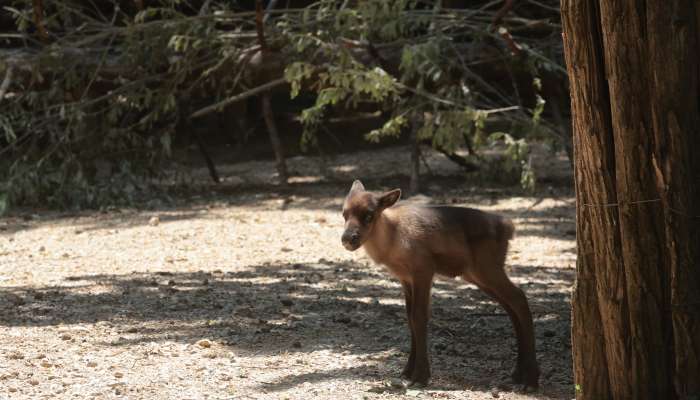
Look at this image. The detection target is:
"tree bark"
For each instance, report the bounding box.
[261,93,288,184]
[409,121,421,194]
[561,1,700,399]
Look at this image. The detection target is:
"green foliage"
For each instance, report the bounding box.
[0,1,259,209]
[1,0,564,210]
[281,0,558,187]
[366,115,408,143]
[285,53,399,150]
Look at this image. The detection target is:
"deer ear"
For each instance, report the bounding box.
[350,180,365,193]
[379,189,401,209]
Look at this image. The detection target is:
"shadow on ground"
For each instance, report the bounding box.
[1,259,573,397]
[1,173,575,244]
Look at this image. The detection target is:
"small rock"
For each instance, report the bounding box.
[543,329,556,338]
[60,333,71,340]
[406,389,421,397]
[126,327,138,333]
[114,372,124,378]
[87,361,98,367]
[149,216,160,226]
[228,176,245,186]
[197,339,212,348]
[61,253,70,258]
[29,378,39,386]
[280,298,294,307]
[41,360,51,368]
[5,293,25,305]
[281,247,293,252]
[167,280,176,286]
[204,352,217,359]
[39,246,45,252]
[490,387,500,398]
[335,315,351,324]
[390,377,407,389]
[8,387,17,392]
[9,352,24,360]
[213,269,223,274]
[292,341,302,348]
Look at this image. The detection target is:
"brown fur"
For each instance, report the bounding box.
[341,180,540,388]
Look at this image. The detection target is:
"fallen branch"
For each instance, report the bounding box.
[256,0,287,184]
[32,0,49,42]
[490,0,515,30]
[0,66,14,100]
[189,78,287,119]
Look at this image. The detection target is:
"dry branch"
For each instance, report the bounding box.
[31,0,49,41]
[0,66,14,100]
[189,78,287,119]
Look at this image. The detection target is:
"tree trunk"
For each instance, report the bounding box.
[261,93,288,184]
[561,1,700,400]
[409,121,421,194]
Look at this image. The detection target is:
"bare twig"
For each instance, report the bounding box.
[0,66,14,100]
[490,0,515,30]
[263,0,280,23]
[255,0,268,52]
[256,0,287,184]
[198,0,214,16]
[189,78,287,119]
[261,91,289,184]
[31,0,49,42]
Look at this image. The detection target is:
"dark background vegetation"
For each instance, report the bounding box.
[0,0,568,211]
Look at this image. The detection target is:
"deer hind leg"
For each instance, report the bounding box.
[465,240,540,388]
[476,283,538,386]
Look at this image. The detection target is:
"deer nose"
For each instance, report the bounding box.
[342,231,360,246]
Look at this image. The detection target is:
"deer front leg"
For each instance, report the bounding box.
[401,281,416,379]
[408,273,433,386]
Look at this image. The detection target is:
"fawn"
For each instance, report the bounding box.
[341,180,539,389]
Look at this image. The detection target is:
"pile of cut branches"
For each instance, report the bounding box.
[0,0,565,211]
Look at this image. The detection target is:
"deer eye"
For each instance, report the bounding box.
[364,213,373,224]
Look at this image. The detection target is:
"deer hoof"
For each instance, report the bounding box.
[409,370,430,387]
[389,377,408,389]
[512,365,540,389]
[515,383,539,393]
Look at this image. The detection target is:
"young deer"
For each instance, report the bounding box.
[341,180,540,389]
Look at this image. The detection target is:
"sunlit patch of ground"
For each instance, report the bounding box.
[1,145,575,400]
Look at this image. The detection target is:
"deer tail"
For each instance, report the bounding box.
[499,217,515,241]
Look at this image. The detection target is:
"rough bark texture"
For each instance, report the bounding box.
[261,93,288,184]
[409,122,421,194]
[561,1,700,399]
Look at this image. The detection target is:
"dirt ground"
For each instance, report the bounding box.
[0,145,576,400]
